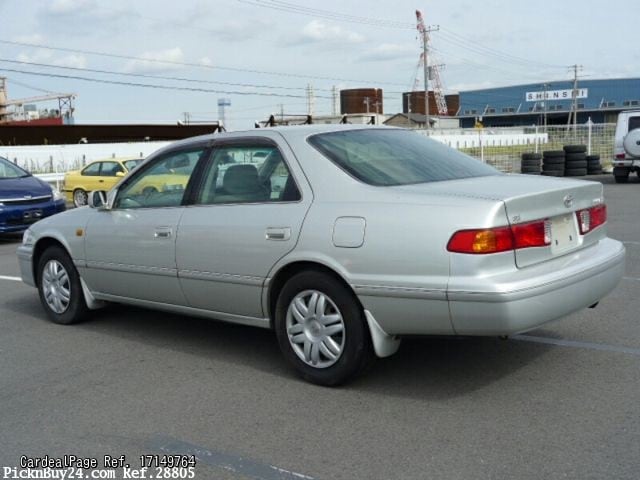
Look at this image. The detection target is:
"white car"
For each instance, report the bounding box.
[613,110,640,183]
[17,126,625,385]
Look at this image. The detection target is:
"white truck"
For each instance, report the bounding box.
[613,110,640,183]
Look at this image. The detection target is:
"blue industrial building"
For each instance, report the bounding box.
[457,77,640,127]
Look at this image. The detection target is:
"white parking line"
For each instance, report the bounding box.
[0,275,21,282]
[624,276,640,282]
[622,241,640,246]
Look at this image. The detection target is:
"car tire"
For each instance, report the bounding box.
[614,175,629,183]
[522,153,542,161]
[274,270,373,386]
[73,189,88,208]
[37,246,89,325]
[543,150,565,158]
[542,162,564,171]
[563,145,587,154]
[565,153,587,161]
[542,158,565,166]
[521,159,541,168]
[521,166,540,173]
[565,160,588,169]
[541,170,565,177]
[565,168,588,177]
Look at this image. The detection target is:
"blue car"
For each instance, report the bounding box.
[0,156,66,234]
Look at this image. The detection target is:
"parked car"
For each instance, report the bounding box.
[63,158,143,207]
[0,156,65,234]
[17,126,625,385]
[612,110,640,183]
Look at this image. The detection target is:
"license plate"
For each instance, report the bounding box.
[550,213,578,254]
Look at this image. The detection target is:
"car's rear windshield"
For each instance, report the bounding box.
[0,156,29,179]
[308,129,499,186]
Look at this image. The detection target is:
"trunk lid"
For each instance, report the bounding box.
[397,174,605,268]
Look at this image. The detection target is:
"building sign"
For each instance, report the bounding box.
[525,89,588,102]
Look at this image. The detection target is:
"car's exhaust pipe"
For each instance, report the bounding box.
[588,302,599,309]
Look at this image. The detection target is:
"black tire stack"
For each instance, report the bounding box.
[521,153,542,174]
[586,155,603,175]
[563,145,588,177]
[541,150,565,177]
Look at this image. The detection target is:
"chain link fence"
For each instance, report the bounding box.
[420,123,615,173]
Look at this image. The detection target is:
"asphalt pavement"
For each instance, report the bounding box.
[0,174,638,480]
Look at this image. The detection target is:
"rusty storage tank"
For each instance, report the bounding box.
[403,91,460,116]
[402,91,438,116]
[340,88,384,114]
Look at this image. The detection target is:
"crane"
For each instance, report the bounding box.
[0,77,75,123]
[2,92,76,107]
[414,10,448,116]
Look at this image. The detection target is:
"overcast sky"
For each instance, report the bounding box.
[0,0,638,129]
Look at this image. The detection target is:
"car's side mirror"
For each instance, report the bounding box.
[115,171,125,177]
[88,190,108,209]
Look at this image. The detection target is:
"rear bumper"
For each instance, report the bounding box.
[448,238,626,335]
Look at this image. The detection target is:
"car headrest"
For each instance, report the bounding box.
[223,164,262,194]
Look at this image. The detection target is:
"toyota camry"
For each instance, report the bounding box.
[16,126,625,385]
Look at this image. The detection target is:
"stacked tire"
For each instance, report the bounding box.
[521,153,542,174]
[586,155,603,175]
[563,145,588,177]
[541,150,565,177]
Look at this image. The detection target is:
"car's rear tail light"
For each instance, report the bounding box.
[447,219,550,254]
[576,204,607,234]
[512,220,551,249]
[615,153,626,159]
[447,226,514,254]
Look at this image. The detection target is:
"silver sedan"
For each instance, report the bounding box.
[17,125,626,385]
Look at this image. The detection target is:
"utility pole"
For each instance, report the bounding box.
[306,84,315,116]
[567,64,583,130]
[543,83,550,128]
[363,96,371,114]
[279,104,284,123]
[416,10,439,129]
[331,85,338,116]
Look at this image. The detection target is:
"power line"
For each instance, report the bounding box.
[0,58,314,93]
[0,38,408,87]
[438,28,566,69]
[0,67,332,99]
[236,0,415,29]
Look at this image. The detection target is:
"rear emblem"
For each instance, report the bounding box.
[563,194,574,208]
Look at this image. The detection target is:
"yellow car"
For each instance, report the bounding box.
[63,158,143,207]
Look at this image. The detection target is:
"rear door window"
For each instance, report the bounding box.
[194,145,301,205]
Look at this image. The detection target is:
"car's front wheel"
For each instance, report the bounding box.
[275,270,373,386]
[37,246,88,324]
[73,189,88,207]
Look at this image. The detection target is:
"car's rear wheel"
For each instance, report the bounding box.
[275,270,373,386]
[37,246,88,325]
[73,189,88,207]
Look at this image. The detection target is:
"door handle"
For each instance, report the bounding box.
[154,227,173,239]
[266,227,291,241]
[98,179,104,183]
